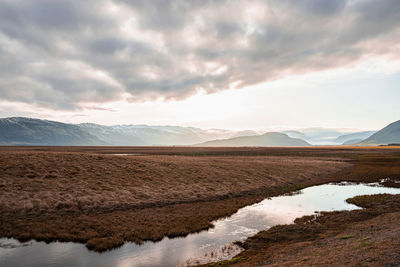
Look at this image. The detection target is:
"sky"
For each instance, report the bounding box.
[0,0,399,131]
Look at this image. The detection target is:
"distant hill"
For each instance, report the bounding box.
[230,130,259,138]
[360,120,400,145]
[335,131,376,145]
[0,117,106,145]
[282,130,307,140]
[196,132,310,147]
[283,128,345,145]
[300,128,344,145]
[342,138,363,145]
[283,129,378,145]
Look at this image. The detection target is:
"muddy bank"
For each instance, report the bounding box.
[202,193,400,266]
[0,147,399,252]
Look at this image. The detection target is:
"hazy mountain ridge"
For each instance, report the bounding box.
[283,128,346,145]
[1,117,397,146]
[196,132,311,147]
[335,131,376,145]
[360,120,400,145]
[282,130,307,140]
[79,123,255,146]
[284,129,378,145]
[0,117,258,146]
[0,117,106,146]
[342,139,363,145]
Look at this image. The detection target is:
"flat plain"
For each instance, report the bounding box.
[1,146,399,265]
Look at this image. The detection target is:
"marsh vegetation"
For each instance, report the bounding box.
[0,146,399,266]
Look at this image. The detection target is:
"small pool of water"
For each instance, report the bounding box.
[1,182,399,267]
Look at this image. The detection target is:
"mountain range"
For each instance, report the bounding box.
[0,117,105,146]
[0,117,398,146]
[0,117,256,146]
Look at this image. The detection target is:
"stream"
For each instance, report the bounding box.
[1,181,400,267]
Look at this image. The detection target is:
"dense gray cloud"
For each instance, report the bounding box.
[0,0,399,109]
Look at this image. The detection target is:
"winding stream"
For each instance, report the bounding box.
[1,182,400,267]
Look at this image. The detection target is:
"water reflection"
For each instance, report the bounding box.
[1,182,400,267]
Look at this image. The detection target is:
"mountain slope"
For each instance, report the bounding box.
[335,131,376,145]
[196,132,310,147]
[78,123,146,146]
[360,120,400,145]
[0,117,106,145]
[342,138,363,145]
[282,130,307,140]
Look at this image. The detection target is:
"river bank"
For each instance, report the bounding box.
[202,193,400,266]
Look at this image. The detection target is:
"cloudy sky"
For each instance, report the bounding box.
[0,0,399,130]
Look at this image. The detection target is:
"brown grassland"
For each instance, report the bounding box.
[0,146,400,266]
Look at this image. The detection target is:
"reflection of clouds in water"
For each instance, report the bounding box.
[229,226,259,237]
[47,242,77,261]
[181,243,243,267]
[1,183,400,267]
[115,236,202,267]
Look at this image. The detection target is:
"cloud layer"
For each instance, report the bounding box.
[0,0,399,110]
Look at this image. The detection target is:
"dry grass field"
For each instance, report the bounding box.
[0,146,399,258]
[0,153,348,214]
